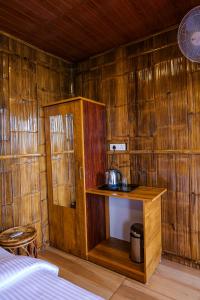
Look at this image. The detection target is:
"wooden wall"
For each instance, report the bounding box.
[0,33,73,248]
[1,27,200,268]
[75,28,200,268]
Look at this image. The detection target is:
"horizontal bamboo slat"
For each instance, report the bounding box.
[130,150,200,155]
[0,154,44,160]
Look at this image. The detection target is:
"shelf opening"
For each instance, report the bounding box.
[88,237,145,282]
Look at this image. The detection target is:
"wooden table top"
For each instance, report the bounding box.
[0,226,37,247]
[86,186,167,202]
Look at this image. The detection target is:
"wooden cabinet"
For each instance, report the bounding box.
[44,97,106,258]
[86,187,166,283]
[44,96,166,283]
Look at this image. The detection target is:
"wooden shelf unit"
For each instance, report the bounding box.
[44,96,166,283]
[86,187,166,283]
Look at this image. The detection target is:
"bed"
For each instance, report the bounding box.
[0,247,104,300]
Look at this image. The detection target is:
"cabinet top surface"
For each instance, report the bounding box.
[42,96,105,107]
[86,186,167,202]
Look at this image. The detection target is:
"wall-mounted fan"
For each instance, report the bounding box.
[178,6,200,62]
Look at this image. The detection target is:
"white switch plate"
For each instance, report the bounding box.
[110,143,127,151]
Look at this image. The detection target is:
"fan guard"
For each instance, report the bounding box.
[178,6,200,62]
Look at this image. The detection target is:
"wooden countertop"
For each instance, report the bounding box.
[86,186,167,202]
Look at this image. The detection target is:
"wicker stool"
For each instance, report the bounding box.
[0,226,37,257]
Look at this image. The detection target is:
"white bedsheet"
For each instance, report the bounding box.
[0,247,104,300]
[0,247,11,258]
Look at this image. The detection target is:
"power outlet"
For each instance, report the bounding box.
[110,143,127,151]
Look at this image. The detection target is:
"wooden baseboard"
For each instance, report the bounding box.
[163,252,200,270]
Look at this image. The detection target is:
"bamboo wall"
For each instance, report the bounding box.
[75,28,200,268]
[0,33,73,248]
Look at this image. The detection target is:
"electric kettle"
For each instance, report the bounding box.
[105,169,122,187]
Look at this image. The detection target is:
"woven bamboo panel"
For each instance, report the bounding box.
[0,33,72,248]
[75,28,200,268]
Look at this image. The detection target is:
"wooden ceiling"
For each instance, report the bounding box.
[0,0,200,61]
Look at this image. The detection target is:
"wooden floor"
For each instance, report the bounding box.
[39,247,200,300]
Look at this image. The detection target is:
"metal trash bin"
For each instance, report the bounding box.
[130,223,144,263]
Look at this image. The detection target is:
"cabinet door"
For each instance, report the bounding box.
[44,101,86,257]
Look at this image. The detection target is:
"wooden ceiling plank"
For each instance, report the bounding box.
[0,0,200,60]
